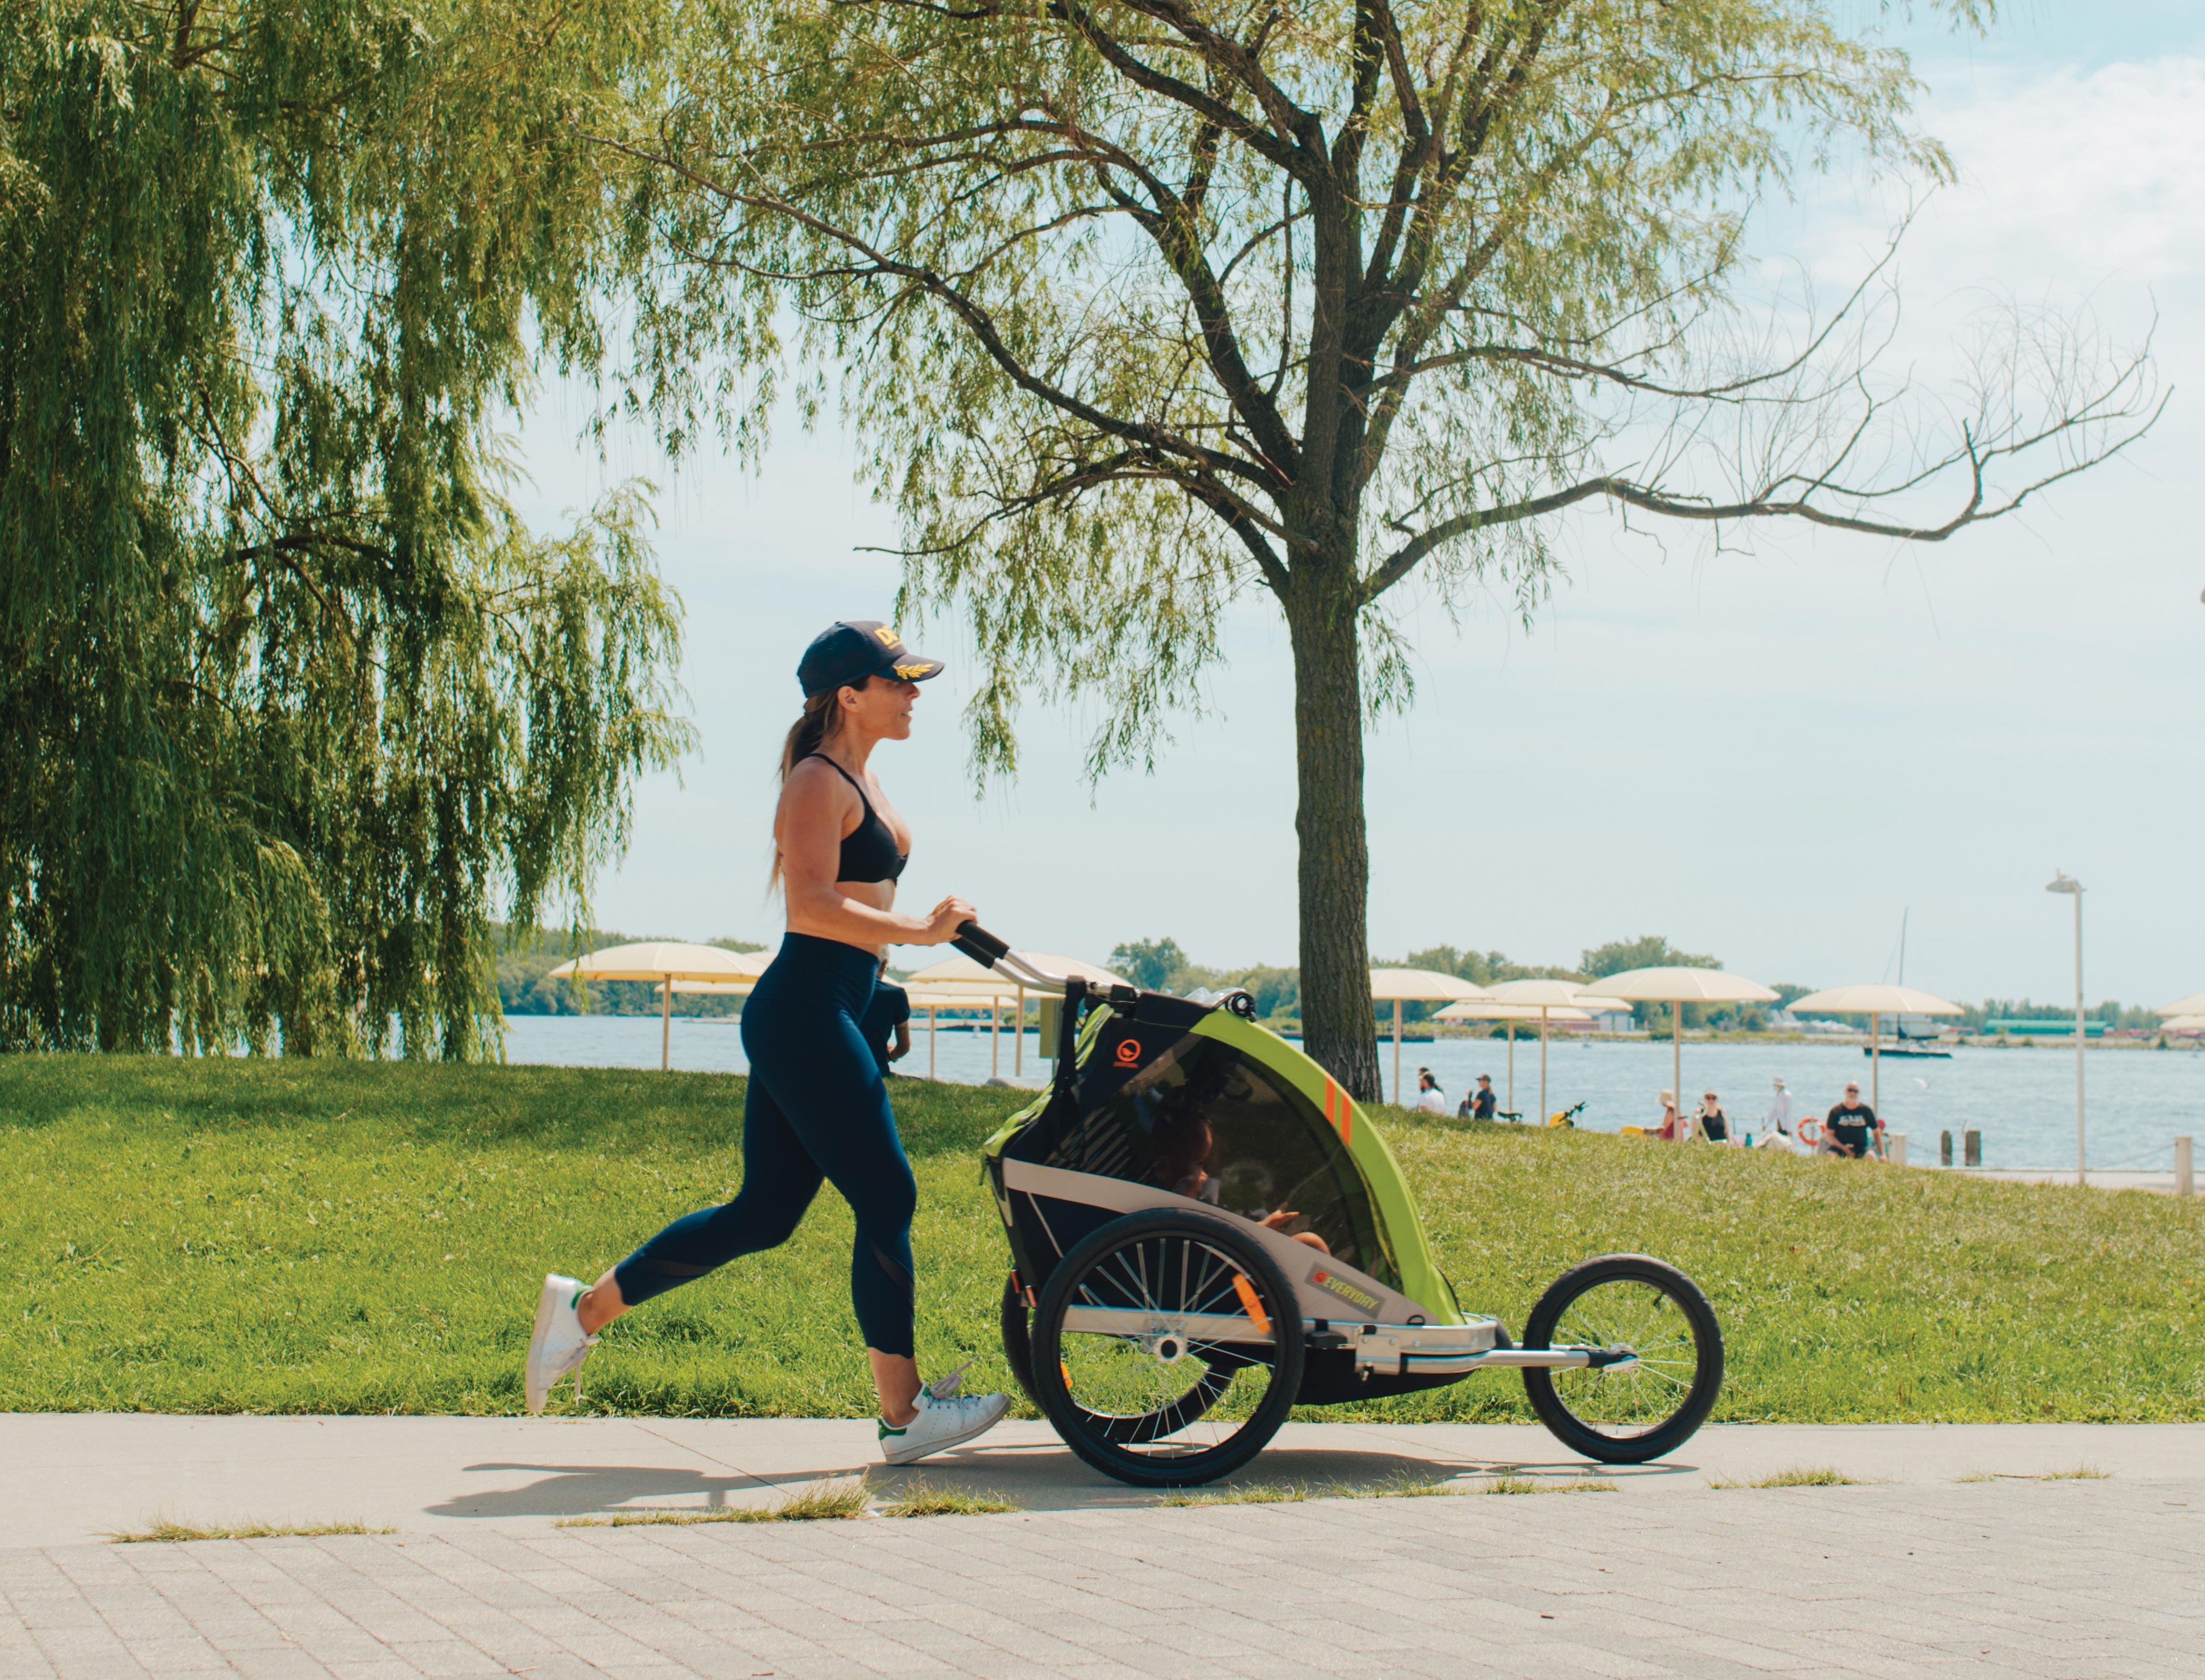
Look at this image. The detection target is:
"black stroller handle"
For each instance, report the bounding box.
[951,921,1011,965]
[948,923,1073,995]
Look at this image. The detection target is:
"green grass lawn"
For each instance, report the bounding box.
[4,1056,2200,1421]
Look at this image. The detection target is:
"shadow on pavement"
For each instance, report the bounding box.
[430,1438,1703,1521]
[865,1439,1698,1508]
[431,1463,802,1519]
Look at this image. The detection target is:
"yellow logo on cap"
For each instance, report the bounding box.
[892,662,932,680]
[873,626,900,647]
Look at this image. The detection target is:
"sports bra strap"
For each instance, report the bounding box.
[807,752,874,810]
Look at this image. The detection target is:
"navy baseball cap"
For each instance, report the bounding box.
[796,621,945,698]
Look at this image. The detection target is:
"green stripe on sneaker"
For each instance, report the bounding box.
[877,1420,907,1440]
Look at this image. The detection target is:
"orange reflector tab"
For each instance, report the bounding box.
[1231,1273,1271,1336]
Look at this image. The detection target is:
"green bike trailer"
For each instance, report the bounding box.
[957,927,1725,1488]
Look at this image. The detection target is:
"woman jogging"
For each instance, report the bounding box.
[523,621,1011,1465]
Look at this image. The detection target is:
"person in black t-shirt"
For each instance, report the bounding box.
[857,963,912,1078]
[1824,1082,1881,1158]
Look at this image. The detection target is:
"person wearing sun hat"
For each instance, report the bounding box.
[523,620,1012,1465]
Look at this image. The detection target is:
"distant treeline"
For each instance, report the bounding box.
[1109,932,1733,1032]
[1955,999,2164,1031]
[1107,935,2173,1036]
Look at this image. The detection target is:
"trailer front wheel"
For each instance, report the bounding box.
[1521,1254,1723,1464]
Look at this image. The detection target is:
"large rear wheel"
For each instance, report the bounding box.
[1521,1254,1723,1464]
[1031,1208,1304,1487]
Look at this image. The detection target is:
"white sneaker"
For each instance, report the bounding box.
[525,1274,597,1414]
[878,1362,1010,1465]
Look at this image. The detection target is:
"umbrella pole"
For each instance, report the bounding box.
[929,1008,937,1080]
[1507,1023,1515,1115]
[1015,985,1024,1077]
[1540,1007,1549,1126]
[1673,1005,1682,1139]
[1872,1010,1881,1142]
[991,1002,1000,1078]
[660,977,671,1073]
[1394,999,1403,1107]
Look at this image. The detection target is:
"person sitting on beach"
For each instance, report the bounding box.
[1697,1091,1732,1145]
[1415,1069,1448,1114]
[1463,1074,1498,1121]
[1655,1090,1683,1141]
[1823,1083,1882,1159]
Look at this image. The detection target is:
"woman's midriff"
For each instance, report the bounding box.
[783,879,897,959]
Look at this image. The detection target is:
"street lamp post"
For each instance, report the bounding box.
[2045,872,2085,1186]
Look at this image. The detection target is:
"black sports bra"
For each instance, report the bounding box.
[805,755,908,884]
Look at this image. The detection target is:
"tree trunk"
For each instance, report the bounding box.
[1283,566,1381,1102]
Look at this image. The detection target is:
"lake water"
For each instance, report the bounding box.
[500,1015,2205,1172]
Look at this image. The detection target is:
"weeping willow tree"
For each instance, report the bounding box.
[583,0,2159,1097]
[0,2,689,1057]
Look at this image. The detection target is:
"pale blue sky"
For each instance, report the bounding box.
[511,5,2203,1007]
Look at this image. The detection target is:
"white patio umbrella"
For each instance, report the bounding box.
[899,979,1030,1080]
[1370,969,1489,1107]
[2160,1014,2205,1034]
[2156,991,2205,1018]
[1786,983,1964,1119]
[905,950,1125,1078]
[548,942,771,1071]
[1487,979,1626,1127]
[1591,968,1780,1135]
[1433,998,1592,1118]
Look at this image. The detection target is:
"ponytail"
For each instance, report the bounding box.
[769,680,868,889]
[779,690,842,784]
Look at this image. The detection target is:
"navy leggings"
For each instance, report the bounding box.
[612,933,918,1357]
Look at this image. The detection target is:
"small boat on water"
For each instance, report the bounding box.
[1866,1039,1951,1060]
[1860,914,1955,1058]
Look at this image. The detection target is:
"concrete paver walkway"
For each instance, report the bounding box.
[5,1473,2201,1678]
[4,1416,2201,1548]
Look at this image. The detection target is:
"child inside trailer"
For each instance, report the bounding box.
[1147,1095,1334,1256]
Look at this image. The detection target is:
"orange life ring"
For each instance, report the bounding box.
[1796,1117,1823,1147]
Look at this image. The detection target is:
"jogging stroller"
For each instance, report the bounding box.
[956,927,1724,1488]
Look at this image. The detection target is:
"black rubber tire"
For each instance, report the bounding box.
[1000,1270,1041,1410]
[1521,1253,1723,1464]
[1031,1207,1305,1488]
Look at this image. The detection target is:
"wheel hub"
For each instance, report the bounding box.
[1145,1329,1190,1364]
